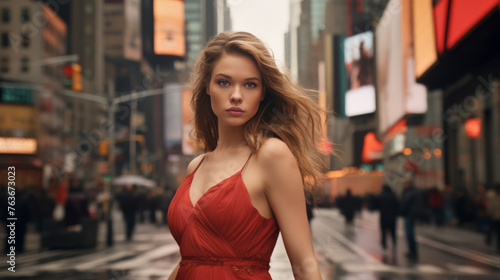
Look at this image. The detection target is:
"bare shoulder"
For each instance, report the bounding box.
[257,137,296,166]
[186,153,206,174]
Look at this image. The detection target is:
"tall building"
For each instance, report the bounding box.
[414,0,500,192]
[64,0,108,183]
[0,1,68,189]
[285,0,301,83]
[321,0,388,174]
[185,0,227,67]
[297,0,311,88]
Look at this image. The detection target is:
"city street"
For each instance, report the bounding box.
[1,208,500,280]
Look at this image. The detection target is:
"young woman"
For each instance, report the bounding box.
[167,31,326,280]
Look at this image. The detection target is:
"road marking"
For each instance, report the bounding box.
[446,263,489,274]
[107,243,179,269]
[320,209,500,270]
[315,221,381,264]
[73,251,134,271]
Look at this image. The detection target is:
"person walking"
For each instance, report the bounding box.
[338,189,358,233]
[487,185,500,253]
[377,184,399,258]
[401,180,419,261]
[117,185,139,241]
[64,179,90,231]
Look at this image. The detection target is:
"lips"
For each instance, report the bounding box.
[227,107,245,112]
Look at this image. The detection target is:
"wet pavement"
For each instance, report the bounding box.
[1,207,500,279]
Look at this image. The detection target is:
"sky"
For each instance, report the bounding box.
[229,0,290,68]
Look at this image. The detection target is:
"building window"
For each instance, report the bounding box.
[1,8,10,23]
[1,57,9,73]
[1,33,9,48]
[84,68,93,79]
[85,4,94,14]
[21,57,29,72]
[21,8,29,23]
[84,24,93,35]
[21,32,29,48]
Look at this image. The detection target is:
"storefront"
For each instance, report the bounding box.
[415,0,500,192]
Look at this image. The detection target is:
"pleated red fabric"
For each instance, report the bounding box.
[167,153,280,279]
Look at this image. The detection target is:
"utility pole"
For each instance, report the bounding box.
[129,96,137,174]
[106,81,116,247]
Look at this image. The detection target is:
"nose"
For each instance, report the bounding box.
[229,86,242,104]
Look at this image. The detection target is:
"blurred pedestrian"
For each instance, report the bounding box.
[64,179,90,231]
[338,189,358,233]
[117,185,139,241]
[486,185,500,253]
[148,188,158,224]
[33,188,56,232]
[306,192,315,232]
[443,185,455,225]
[401,180,419,261]
[376,184,399,257]
[136,187,148,223]
[427,187,444,227]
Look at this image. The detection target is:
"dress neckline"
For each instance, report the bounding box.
[186,153,276,221]
[188,153,252,208]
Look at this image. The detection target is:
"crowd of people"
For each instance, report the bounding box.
[334,181,500,262]
[0,178,176,253]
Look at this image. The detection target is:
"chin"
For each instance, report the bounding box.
[221,118,250,127]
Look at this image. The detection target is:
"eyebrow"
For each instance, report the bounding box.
[214,73,261,82]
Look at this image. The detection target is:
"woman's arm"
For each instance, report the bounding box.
[167,262,180,280]
[258,138,322,280]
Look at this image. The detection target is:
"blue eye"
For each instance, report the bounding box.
[217,80,229,87]
[245,82,257,89]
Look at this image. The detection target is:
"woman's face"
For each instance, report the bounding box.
[207,52,264,127]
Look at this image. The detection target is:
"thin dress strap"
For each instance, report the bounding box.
[240,153,253,173]
[192,155,206,174]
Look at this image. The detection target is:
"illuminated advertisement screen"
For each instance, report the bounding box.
[412,0,437,78]
[343,31,375,117]
[154,0,185,57]
[376,0,427,134]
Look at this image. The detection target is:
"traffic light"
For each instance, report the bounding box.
[71,63,82,92]
[63,64,72,89]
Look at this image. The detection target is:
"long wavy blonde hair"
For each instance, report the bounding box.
[190,31,329,197]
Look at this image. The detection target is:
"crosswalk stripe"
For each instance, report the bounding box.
[315,221,381,264]
[73,251,134,271]
[319,209,500,270]
[107,243,179,269]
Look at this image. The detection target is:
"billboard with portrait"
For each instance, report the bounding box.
[343,31,375,117]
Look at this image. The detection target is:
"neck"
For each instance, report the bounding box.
[214,121,248,153]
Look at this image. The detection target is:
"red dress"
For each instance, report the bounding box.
[167,153,280,279]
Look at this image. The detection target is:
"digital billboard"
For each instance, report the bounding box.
[376,0,427,134]
[343,31,375,117]
[154,0,186,57]
[412,0,437,78]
